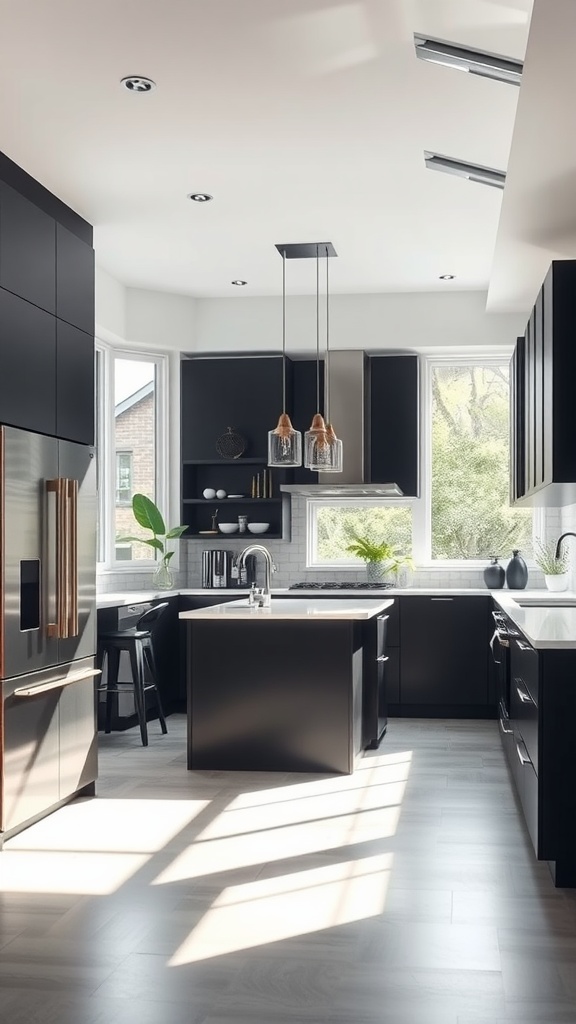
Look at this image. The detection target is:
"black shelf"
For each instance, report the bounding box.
[183,498,281,505]
[188,532,282,540]
[183,458,268,466]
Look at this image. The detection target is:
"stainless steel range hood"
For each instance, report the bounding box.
[280,351,403,498]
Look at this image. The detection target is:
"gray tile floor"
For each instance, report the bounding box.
[2,715,576,1023]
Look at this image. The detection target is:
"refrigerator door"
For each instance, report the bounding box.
[1,426,59,678]
[2,656,98,834]
[56,439,96,666]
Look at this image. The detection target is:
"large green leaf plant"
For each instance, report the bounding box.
[120,494,187,568]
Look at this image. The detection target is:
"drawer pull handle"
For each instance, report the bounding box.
[515,682,535,705]
[516,640,534,652]
[376,655,389,663]
[430,597,454,601]
[14,668,101,698]
[516,740,532,767]
[499,717,513,736]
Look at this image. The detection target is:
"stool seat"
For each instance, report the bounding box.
[97,602,169,746]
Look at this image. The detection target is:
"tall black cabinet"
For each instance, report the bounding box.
[0,152,94,444]
[511,260,576,506]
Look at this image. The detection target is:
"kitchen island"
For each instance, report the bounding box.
[180,597,393,774]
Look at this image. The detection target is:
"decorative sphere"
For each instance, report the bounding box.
[216,489,227,499]
[202,488,216,499]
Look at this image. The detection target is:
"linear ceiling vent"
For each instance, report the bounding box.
[414,35,523,86]
[424,152,506,190]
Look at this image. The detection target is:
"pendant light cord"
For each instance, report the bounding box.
[316,245,320,412]
[325,244,330,425]
[282,248,286,412]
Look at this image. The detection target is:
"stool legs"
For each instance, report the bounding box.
[143,640,168,735]
[105,647,121,735]
[129,643,148,746]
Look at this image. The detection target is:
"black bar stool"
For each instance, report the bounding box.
[97,602,169,746]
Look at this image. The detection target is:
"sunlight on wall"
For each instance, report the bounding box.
[169,853,394,965]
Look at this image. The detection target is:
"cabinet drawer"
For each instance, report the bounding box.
[376,614,388,660]
[511,637,539,705]
[515,735,539,855]
[511,675,539,774]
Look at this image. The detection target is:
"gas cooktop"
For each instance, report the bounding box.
[289,581,393,590]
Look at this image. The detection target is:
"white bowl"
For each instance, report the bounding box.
[247,523,270,534]
[218,523,239,534]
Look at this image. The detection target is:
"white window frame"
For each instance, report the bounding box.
[306,497,416,570]
[306,354,542,570]
[96,341,170,573]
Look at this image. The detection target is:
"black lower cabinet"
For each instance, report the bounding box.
[397,596,491,714]
[178,595,244,706]
[501,635,576,886]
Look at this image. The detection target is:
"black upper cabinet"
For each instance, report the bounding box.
[0,289,56,435]
[512,260,576,506]
[56,224,95,336]
[181,356,285,460]
[0,182,56,314]
[400,596,490,707]
[367,355,419,496]
[56,321,94,444]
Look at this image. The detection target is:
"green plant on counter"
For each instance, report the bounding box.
[345,534,413,571]
[534,539,569,575]
[119,494,187,569]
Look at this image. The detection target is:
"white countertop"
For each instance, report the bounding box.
[493,591,576,649]
[96,586,491,609]
[179,597,395,621]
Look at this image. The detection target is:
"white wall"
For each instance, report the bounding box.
[193,291,526,356]
[95,266,126,343]
[96,270,527,356]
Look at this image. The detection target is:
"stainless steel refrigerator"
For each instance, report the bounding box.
[0,425,98,840]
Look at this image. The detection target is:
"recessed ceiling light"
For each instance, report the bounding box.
[188,193,213,203]
[424,151,506,190]
[121,76,156,93]
[231,280,247,286]
[414,35,522,86]
[439,274,455,280]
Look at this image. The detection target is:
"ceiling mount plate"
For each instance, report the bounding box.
[275,242,338,259]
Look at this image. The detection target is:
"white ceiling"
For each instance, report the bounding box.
[0,0,535,300]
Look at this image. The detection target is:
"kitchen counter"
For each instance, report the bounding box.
[183,597,394,775]
[179,597,394,621]
[494,590,576,649]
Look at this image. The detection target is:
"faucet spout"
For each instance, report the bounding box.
[555,533,576,560]
[238,544,275,606]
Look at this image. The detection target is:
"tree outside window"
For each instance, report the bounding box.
[431,364,533,560]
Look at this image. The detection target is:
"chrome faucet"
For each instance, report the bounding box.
[555,533,576,560]
[239,544,276,607]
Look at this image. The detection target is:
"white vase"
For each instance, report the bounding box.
[544,573,569,592]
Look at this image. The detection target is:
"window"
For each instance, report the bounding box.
[307,500,413,568]
[115,451,133,505]
[97,345,168,569]
[307,356,536,569]
[429,361,533,562]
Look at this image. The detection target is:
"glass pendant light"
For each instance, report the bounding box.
[268,248,302,467]
[304,247,333,470]
[322,244,343,472]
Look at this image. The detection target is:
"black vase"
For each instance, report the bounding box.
[483,557,505,589]
[506,549,528,590]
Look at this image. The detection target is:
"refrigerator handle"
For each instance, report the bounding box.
[46,478,66,639]
[66,478,79,638]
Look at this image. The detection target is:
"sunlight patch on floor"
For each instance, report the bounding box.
[168,852,393,964]
[0,850,150,894]
[4,798,209,853]
[153,754,412,884]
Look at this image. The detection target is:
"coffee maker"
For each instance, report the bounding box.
[201,550,257,588]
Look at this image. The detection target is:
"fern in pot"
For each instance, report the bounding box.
[534,540,570,592]
[345,534,412,586]
[120,494,187,590]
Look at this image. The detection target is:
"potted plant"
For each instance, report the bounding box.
[120,493,187,590]
[534,539,570,592]
[345,534,412,585]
